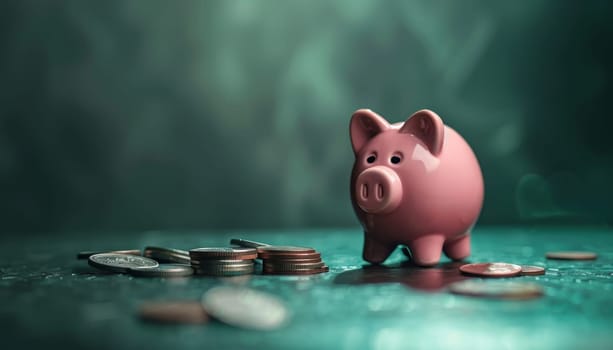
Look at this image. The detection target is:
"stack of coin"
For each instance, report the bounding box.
[257,246,329,275]
[144,246,191,264]
[189,247,257,276]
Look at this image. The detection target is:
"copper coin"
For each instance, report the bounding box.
[258,251,321,260]
[263,261,325,271]
[263,257,322,264]
[263,265,329,275]
[139,301,209,324]
[545,251,597,260]
[520,265,546,276]
[449,280,544,300]
[77,249,141,260]
[257,246,316,254]
[189,247,258,260]
[459,262,522,277]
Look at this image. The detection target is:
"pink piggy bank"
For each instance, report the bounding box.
[350,109,484,266]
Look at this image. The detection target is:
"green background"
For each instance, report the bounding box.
[1,0,612,233]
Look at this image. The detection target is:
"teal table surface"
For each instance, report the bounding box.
[1,227,612,350]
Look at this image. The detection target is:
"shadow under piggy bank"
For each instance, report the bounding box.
[333,260,469,292]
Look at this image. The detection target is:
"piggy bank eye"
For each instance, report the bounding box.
[390,154,402,164]
[366,155,376,163]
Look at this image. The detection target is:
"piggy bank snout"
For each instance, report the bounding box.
[355,166,403,214]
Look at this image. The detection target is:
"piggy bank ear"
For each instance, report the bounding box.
[350,109,390,154]
[399,109,445,156]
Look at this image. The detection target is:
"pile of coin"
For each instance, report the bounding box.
[231,239,329,275]
[189,247,257,276]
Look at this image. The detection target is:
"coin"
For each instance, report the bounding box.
[258,250,321,260]
[545,251,597,260]
[449,280,544,299]
[88,253,159,273]
[262,261,325,271]
[262,265,330,275]
[520,265,546,276]
[459,262,522,277]
[77,249,141,260]
[129,264,194,277]
[189,247,258,260]
[143,246,191,264]
[193,263,255,276]
[257,246,316,254]
[139,301,208,324]
[190,259,255,266]
[230,238,271,248]
[202,286,289,330]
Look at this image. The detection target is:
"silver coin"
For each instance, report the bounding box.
[77,249,141,260]
[191,259,255,267]
[88,253,159,273]
[129,264,194,277]
[202,286,289,330]
[230,238,271,248]
[193,263,255,276]
[189,247,258,260]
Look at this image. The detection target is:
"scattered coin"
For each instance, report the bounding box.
[459,262,522,277]
[202,286,289,330]
[189,247,258,260]
[520,265,546,276]
[545,251,597,260]
[77,249,141,260]
[143,246,190,264]
[449,280,544,300]
[230,238,271,248]
[129,264,194,277]
[139,301,209,324]
[88,253,159,273]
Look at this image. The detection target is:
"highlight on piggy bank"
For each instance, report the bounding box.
[349,109,484,266]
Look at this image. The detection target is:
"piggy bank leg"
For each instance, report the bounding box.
[407,234,445,267]
[443,234,470,261]
[363,233,395,264]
